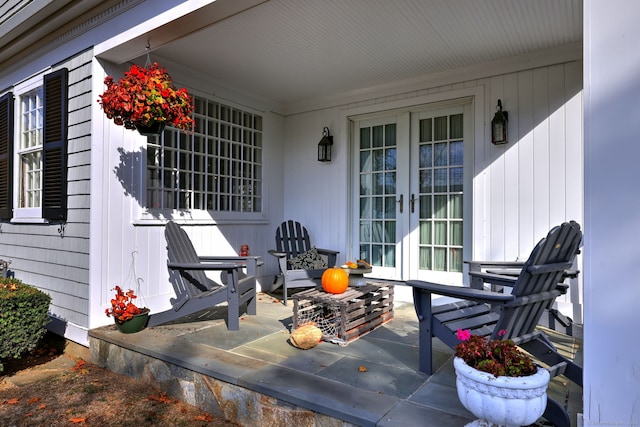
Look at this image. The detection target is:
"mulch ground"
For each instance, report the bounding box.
[0,333,238,426]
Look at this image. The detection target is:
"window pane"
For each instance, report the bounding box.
[434,116,447,140]
[450,114,463,139]
[419,118,432,142]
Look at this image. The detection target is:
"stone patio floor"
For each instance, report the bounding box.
[89,288,583,427]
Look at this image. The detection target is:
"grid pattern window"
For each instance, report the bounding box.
[418,113,464,273]
[146,96,262,213]
[358,123,397,268]
[19,87,44,208]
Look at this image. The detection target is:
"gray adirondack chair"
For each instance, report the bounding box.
[148,221,260,330]
[408,221,582,427]
[268,220,339,305]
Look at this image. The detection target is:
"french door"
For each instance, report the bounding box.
[353,101,471,284]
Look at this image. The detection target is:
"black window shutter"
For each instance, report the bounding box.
[42,68,68,221]
[0,92,13,220]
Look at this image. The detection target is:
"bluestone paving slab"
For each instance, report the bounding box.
[272,345,346,373]
[410,377,472,418]
[239,363,400,427]
[377,400,474,427]
[317,355,427,399]
[337,335,419,370]
[185,320,286,350]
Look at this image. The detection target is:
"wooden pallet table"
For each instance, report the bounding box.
[291,282,394,345]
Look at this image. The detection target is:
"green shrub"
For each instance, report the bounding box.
[0,278,51,372]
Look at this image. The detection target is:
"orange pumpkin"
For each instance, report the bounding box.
[321,267,349,294]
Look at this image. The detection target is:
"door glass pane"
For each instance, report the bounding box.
[385,221,396,243]
[434,248,447,271]
[419,221,431,244]
[419,118,432,142]
[434,221,447,245]
[450,221,463,245]
[385,147,396,170]
[419,247,432,269]
[450,167,463,192]
[434,195,447,218]
[420,195,431,218]
[359,221,370,241]
[450,194,463,218]
[385,124,396,146]
[373,125,384,147]
[372,221,383,242]
[450,114,463,139]
[434,116,447,140]
[384,196,396,219]
[384,246,396,267]
[360,197,371,217]
[449,248,462,272]
[360,127,371,149]
[434,143,447,166]
[434,169,447,192]
[419,144,432,168]
[360,151,371,172]
[450,141,463,166]
[419,170,432,193]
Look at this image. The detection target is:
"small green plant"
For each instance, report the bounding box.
[454,329,537,377]
[0,278,51,372]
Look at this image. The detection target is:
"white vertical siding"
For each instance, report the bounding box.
[284,57,583,317]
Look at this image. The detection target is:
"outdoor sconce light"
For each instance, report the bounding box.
[491,99,508,145]
[318,127,333,162]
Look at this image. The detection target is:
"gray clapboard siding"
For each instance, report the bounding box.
[0,48,94,331]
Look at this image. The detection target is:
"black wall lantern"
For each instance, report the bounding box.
[318,127,333,162]
[491,99,508,145]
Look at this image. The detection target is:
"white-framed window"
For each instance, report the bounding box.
[0,68,68,222]
[145,95,263,217]
[13,77,44,220]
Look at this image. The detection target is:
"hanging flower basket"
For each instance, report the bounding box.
[105,286,150,333]
[98,62,195,135]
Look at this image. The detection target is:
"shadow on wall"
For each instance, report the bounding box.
[113,147,146,210]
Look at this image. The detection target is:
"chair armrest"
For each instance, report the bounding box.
[199,256,262,274]
[466,260,526,270]
[468,271,518,288]
[407,280,515,304]
[316,248,339,256]
[268,250,287,258]
[167,261,243,271]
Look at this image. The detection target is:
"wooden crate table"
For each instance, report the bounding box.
[291,282,394,345]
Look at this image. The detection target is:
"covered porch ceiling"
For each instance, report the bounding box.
[98,0,583,114]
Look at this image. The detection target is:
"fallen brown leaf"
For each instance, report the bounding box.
[69,416,87,424]
[195,414,214,421]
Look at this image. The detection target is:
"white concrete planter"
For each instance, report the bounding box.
[454,356,550,427]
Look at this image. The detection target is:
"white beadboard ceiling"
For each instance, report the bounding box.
[129,0,583,110]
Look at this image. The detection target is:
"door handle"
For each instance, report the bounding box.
[398,194,403,214]
[410,194,417,213]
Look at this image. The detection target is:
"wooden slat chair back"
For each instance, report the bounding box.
[165,219,222,295]
[269,220,339,305]
[275,220,312,257]
[408,221,582,427]
[148,221,259,330]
